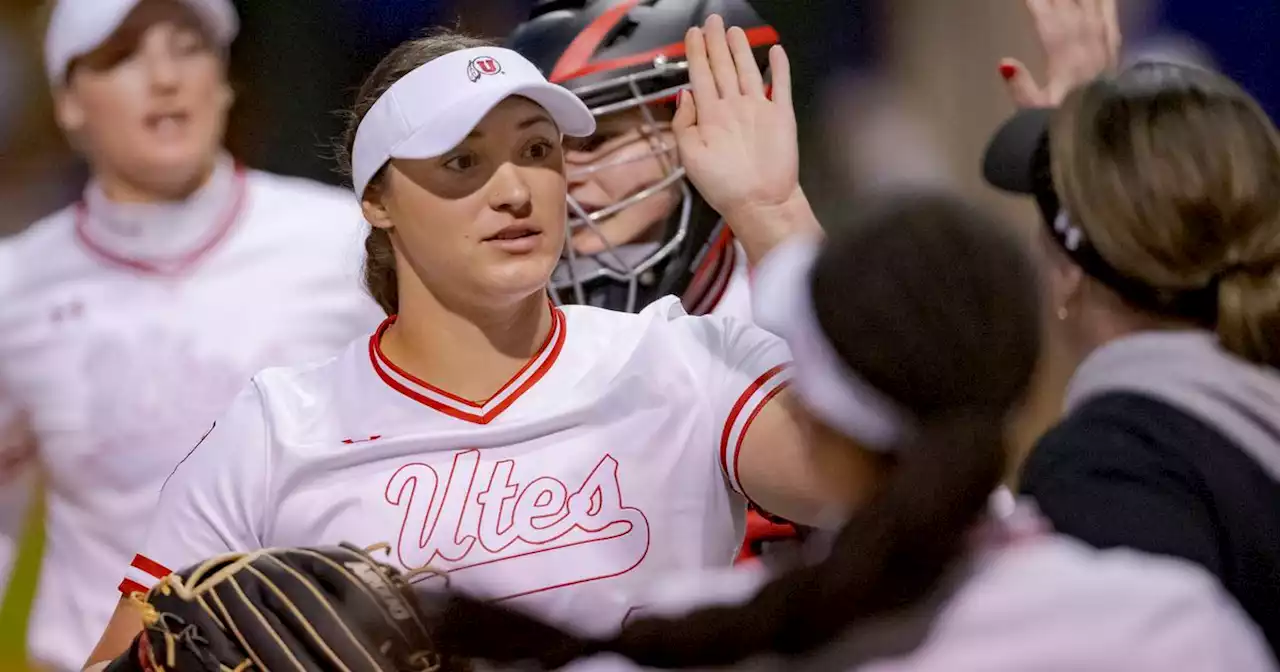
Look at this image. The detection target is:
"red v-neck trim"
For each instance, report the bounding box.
[75,164,249,276]
[368,305,567,424]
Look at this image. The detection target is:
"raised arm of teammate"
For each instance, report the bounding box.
[673,14,822,267]
[998,0,1121,108]
[671,16,844,527]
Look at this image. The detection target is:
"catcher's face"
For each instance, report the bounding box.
[564,106,683,256]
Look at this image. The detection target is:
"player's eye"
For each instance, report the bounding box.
[442,153,479,172]
[523,139,556,161]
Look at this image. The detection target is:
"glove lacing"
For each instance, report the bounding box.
[129,572,254,671]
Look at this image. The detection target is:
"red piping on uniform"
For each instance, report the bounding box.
[368,306,566,425]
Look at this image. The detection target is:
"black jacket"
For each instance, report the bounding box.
[1020,332,1280,659]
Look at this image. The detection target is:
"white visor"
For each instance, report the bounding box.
[45,0,238,85]
[752,238,911,450]
[351,47,596,199]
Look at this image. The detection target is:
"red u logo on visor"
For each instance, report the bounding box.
[467,56,503,82]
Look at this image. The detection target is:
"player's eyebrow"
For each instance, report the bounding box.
[467,113,556,139]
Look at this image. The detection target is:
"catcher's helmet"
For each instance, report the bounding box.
[506,0,778,313]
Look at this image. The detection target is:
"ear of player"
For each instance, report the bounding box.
[108,543,466,672]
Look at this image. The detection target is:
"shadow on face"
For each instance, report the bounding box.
[55,0,232,198]
[364,96,570,309]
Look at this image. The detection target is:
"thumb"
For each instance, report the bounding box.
[672,88,700,146]
[998,58,1046,108]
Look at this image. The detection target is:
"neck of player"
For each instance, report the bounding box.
[92,155,220,204]
[380,287,554,401]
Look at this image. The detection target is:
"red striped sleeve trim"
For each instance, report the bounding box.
[119,554,173,596]
[719,365,791,497]
[131,554,172,580]
[118,578,148,597]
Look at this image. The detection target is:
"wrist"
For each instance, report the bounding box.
[98,632,146,672]
[723,189,823,265]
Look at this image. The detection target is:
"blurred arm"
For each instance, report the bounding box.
[0,404,37,605]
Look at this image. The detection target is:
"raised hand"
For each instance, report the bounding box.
[1000,0,1122,107]
[673,15,819,263]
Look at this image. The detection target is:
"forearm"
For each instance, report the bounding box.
[724,189,824,268]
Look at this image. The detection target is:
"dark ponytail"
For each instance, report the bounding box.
[436,193,1041,668]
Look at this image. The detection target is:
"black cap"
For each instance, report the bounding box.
[982,106,1218,325]
[982,107,1060,228]
[982,107,1054,194]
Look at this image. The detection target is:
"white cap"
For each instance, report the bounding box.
[45,0,239,85]
[351,46,596,199]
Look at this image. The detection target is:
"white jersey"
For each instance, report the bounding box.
[611,503,1277,672]
[0,159,383,671]
[122,296,790,638]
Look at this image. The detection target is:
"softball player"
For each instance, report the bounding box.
[86,15,832,670]
[0,0,381,669]
[506,0,804,560]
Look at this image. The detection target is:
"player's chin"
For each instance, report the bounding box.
[476,247,560,298]
[129,142,220,188]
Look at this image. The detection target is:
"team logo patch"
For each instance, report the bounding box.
[467,56,503,82]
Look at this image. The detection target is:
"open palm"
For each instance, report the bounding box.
[673,15,800,222]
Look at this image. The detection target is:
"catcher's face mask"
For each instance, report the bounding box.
[549,58,695,313]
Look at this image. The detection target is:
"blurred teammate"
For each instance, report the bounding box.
[506,0,801,560]
[0,0,380,669]
[86,19,838,670]
[990,0,1280,655]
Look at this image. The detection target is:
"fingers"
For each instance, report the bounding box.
[684,26,720,121]
[999,58,1047,108]
[702,14,741,98]
[672,89,698,144]
[1025,0,1058,51]
[768,45,792,114]
[1100,0,1122,65]
[726,26,765,97]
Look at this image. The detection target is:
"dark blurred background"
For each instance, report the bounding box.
[2,0,1277,236]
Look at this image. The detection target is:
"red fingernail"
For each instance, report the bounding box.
[999,64,1017,80]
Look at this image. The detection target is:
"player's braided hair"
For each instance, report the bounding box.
[336,28,496,316]
[433,191,1043,668]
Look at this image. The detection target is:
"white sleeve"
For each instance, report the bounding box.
[118,383,269,595]
[672,305,792,497]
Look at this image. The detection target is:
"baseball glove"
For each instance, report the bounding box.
[111,543,465,672]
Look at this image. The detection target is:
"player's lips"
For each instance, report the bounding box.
[482,225,543,253]
[144,110,191,136]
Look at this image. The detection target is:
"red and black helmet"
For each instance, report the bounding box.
[506,0,779,314]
